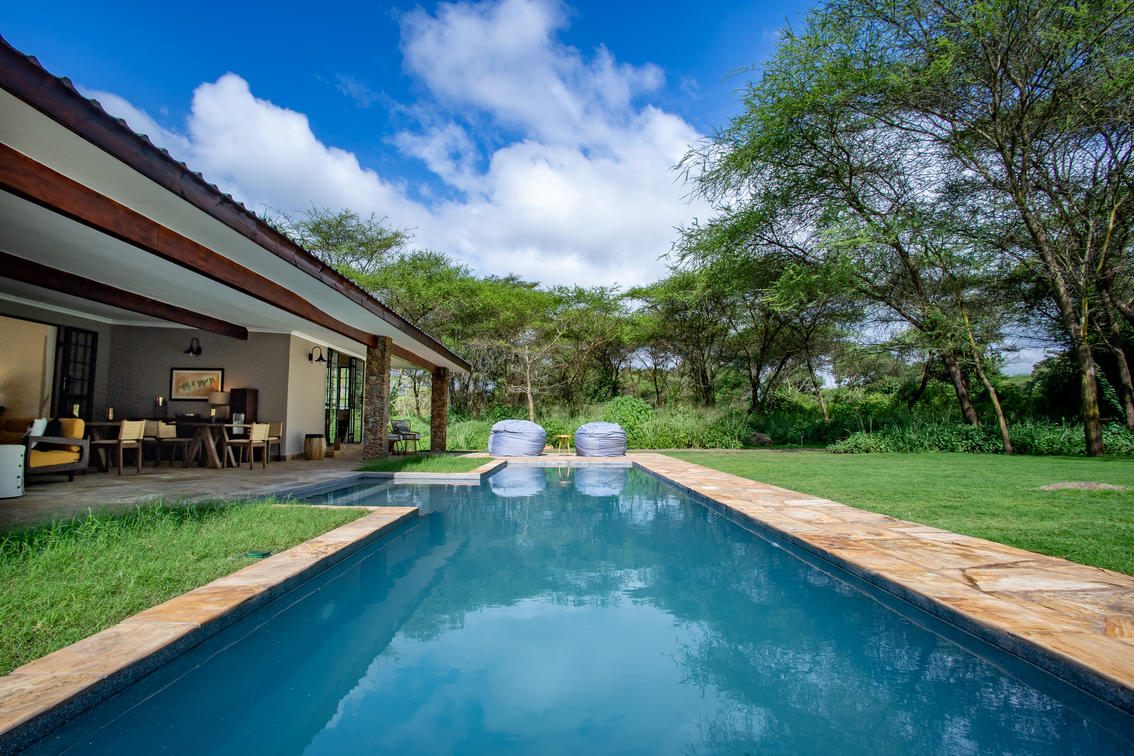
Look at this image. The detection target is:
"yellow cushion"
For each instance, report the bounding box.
[55,418,85,452]
[28,449,80,467]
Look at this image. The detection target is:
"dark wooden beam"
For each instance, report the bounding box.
[391,343,438,372]
[0,250,249,339]
[0,39,471,373]
[0,143,378,348]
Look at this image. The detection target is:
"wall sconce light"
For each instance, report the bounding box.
[309,346,327,364]
[184,337,202,357]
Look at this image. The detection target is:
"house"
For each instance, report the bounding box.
[0,37,469,459]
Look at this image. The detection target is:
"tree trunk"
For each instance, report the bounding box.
[748,375,761,416]
[524,348,536,422]
[1101,289,1134,431]
[1013,196,1103,455]
[961,310,1011,453]
[807,360,829,422]
[907,356,933,410]
[941,351,980,425]
[410,370,422,417]
[1076,339,1105,455]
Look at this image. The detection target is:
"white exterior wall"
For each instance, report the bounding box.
[284,335,332,457]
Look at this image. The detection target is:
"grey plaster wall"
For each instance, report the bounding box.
[105,327,290,423]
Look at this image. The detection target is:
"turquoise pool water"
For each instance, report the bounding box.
[30,467,1134,754]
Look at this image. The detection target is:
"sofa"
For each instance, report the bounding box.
[0,416,90,481]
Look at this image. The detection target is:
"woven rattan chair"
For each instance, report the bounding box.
[92,420,146,474]
[227,422,270,469]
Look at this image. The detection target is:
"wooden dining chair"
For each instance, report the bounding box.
[267,421,283,461]
[157,422,196,467]
[142,420,161,466]
[91,420,146,474]
[227,422,270,469]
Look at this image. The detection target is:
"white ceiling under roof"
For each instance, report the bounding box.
[0,190,424,367]
[0,87,465,373]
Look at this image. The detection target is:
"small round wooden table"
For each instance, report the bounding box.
[553,434,574,454]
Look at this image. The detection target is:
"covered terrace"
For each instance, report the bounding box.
[0,38,468,474]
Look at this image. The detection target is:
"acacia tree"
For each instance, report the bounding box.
[629,272,732,406]
[280,207,410,277]
[678,50,993,426]
[820,0,1134,454]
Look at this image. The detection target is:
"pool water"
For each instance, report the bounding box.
[31,467,1134,754]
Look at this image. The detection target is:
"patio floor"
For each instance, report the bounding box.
[1,447,371,532]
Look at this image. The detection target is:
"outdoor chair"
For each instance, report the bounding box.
[267,421,283,461]
[92,419,146,475]
[142,420,161,465]
[156,422,196,467]
[390,420,420,454]
[227,422,270,469]
[0,416,90,482]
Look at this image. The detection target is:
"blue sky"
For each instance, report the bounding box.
[5,0,815,287]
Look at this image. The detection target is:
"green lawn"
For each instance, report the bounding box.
[357,454,487,473]
[666,451,1134,575]
[0,500,366,675]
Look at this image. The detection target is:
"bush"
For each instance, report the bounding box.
[601,396,655,435]
[632,408,747,449]
[827,419,1134,456]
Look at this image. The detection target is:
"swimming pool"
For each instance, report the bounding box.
[27,466,1134,753]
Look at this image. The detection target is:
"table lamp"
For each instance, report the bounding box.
[208,391,230,420]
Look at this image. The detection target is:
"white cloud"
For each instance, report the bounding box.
[85,0,707,288]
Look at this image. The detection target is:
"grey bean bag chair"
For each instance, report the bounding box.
[487,419,547,456]
[489,466,546,498]
[574,467,627,498]
[574,421,627,457]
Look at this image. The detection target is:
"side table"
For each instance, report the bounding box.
[0,444,26,498]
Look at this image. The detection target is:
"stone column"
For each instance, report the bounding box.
[362,336,392,460]
[430,366,448,453]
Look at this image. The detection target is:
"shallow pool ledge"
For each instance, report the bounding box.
[628,453,1134,714]
[0,506,417,753]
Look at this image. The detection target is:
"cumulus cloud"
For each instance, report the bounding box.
[86,0,707,288]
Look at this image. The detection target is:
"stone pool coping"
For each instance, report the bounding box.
[0,507,417,753]
[2,452,1133,751]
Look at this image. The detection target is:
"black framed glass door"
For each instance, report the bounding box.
[324,350,363,443]
[54,326,98,419]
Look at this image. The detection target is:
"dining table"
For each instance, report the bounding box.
[86,419,253,470]
[179,422,244,469]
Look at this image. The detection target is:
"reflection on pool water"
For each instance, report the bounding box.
[30,467,1134,754]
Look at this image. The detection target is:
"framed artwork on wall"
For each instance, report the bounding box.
[170,368,224,401]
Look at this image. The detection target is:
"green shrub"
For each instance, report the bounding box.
[601,396,655,436]
[827,419,1134,456]
[632,408,746,449]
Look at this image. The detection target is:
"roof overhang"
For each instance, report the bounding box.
[0,38,469,374]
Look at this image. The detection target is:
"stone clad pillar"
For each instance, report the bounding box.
[362,336,392,460]
[430,366,448,452]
